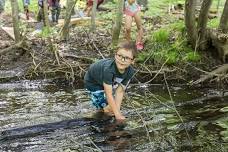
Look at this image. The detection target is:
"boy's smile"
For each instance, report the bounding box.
[115,48,134,73]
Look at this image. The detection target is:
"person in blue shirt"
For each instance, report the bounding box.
[84,41,137,121]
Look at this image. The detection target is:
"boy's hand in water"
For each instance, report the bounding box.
[115,113,126,121]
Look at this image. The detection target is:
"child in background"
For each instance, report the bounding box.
[37,0,44,22]
[84,41,137,121]
[23,0,30,20]
[84,0,104,16]
[0,0,5,14]
[48,0,61,23]
[124,0,144,50]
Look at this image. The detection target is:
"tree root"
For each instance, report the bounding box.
[192,64,228,84]
[0,41,24,54]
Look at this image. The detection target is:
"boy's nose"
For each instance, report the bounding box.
[121,57,126,62]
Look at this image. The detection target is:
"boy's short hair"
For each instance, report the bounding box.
[116,41,137,58]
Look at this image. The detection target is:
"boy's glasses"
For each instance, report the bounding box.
[115,53,133,62]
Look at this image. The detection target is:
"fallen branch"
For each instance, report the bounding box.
[59,51,95,63]
[192,64,228,84]
[0,41,23,54]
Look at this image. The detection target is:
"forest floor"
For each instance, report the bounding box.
[0,8,227,88]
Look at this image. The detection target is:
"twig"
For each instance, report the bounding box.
[88,138,103,152]
[144,58,169,84]
[163,72,192,146]
[126,96,152,144]
[92,41,105,59]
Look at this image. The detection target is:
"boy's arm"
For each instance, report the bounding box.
[103,83,125,120]
[115,85,125,110]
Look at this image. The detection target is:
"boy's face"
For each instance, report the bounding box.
[115,48,134,73]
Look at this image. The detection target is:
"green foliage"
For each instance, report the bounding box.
[169,21,185,33]
[18,0,39,14]
[183,52,201,62]
[39,26,57,38]
[208,18,219,28]
[165,51,178,64]
[4,0,38,14]
[145,0,185,17]
[152,29,170,43]
[145,0,167,17]
[137,19,201,65]
[137,51,151,63]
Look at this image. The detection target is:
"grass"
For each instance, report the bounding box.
[136,19,200,65]
[3,0,225,65]
[4,0,39,14]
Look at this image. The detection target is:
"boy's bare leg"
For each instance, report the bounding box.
[125,15,133,42]
[134,12,143,43]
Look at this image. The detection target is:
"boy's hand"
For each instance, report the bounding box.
[115,113,126,121]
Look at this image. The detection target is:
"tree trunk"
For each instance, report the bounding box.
[43,0,50,27]
[60,0,77,40]
[216,0,221,14]
[10,0,21,43]
[197,0,212,50]
[112,0,124,46]
[210,30,228,63]
[185,0,228,63]
[90,0,97,31]
[219,0,228,32]
[184,0,197,47]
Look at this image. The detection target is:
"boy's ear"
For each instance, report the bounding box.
[131,59,135,64]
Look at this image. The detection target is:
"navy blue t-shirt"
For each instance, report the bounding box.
[84,58,135,91]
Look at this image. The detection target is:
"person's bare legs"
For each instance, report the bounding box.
[134,12,143,44]
[84,5,92,16]
[125,15,133,42]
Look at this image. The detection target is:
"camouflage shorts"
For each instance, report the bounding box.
[89,90,108,109]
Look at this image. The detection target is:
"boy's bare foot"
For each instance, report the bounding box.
[136,42,144,51]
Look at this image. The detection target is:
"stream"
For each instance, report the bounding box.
[0,80,227,152]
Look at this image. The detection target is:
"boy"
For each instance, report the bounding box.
[83,0,104,16]
[124,0,144,50]
[84,41,136,121]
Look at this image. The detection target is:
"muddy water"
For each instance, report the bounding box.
[0,80,227,152]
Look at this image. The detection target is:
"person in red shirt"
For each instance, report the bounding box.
[84,0,104,16]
